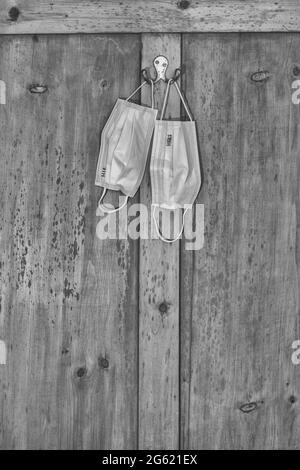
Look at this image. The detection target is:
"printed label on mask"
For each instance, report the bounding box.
[166,134,172,146]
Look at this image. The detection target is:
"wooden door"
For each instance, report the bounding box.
[0,0,300,451]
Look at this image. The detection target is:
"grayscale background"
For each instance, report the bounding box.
[0,0,299,450]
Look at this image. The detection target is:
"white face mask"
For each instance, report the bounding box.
[150,79,201,242]
[95,81,157,213]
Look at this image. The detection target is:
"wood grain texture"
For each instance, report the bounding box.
[0,34,140,449]
[139,34,181,450]
[0,0,300,34]
[180,33,300,450]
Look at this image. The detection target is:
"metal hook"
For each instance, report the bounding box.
[153,55,169,82]
[141,55,181,84]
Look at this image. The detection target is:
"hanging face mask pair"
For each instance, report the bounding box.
[95,79,201,242]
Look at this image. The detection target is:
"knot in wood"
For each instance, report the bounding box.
[76,367,87,378]
[8,7,20,21]
[250,71,270,83]
[239,402,258,413]
[99,357,109,369]
[293,66,300,77]
[29,84,48,94]
[159,302,168,314]
[289,395,297,404]
[100,79,108,89]
[177,0,190,10]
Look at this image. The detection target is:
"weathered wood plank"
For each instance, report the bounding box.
[0,0,300,34]
[139,34,181,450]
[0,34,140,450]
[181,33,300,450]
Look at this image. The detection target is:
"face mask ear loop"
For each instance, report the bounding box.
[152,206,189,243]
[173,81,193,121]
[126,81,147,102]
[150,79,155,109]
[98,187,129,214]
[160,79,173,121]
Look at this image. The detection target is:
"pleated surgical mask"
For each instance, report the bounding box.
[95,81,157,214]
[150,79,201,242]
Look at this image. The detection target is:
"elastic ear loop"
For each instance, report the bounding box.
[98,187,128,214]
[126,80,147,102]
[160,80,193,121]
[173,81,193,121]
[160,79,173,120]
[126,80,155,108]
[152,206,189,243]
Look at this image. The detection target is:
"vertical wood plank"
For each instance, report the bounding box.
[139,34,181,450]
[181,33,300,450]
[0,34,140,449]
